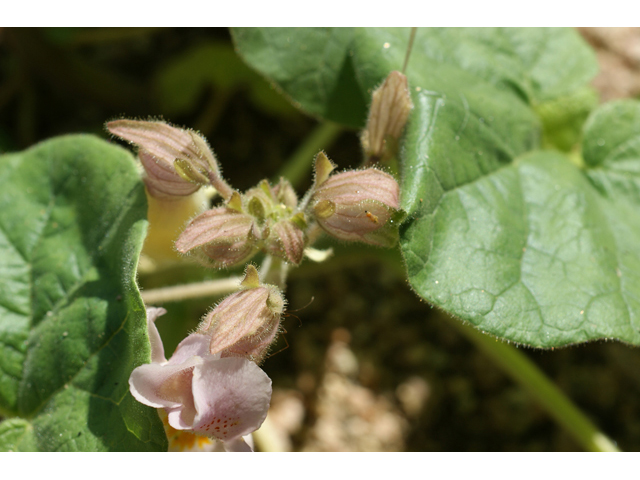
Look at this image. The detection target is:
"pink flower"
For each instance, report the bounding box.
[129,308,272,452]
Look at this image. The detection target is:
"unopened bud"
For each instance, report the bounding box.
[310,167,401,247]
[198,265,285,364]
[137,149,200,198]
[361,71,413,162]
[242,178,307,265]
[272,177,299,210]
[106,119,233,199]
[175,207,259,268]
[265,217,306,265]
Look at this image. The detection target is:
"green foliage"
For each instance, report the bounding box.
[0,136,167,451]
[232,28,367,128]
[232,28,597,129]
[229,28,640,348]
[535,87,599,152]
[154,40,299,118]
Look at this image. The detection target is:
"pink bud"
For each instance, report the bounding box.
[106,119,233,199]
[175,207,259,268]
[265,217,306,265]
[361,71,413,162]
[199,266,285,364]
[311,168,400,247]
[138,149,200,198]
[272,177,299,209]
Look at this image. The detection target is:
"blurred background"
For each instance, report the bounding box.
[2,27,640,451]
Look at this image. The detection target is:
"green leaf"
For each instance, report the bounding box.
[231,28,597,128]
[535,87,599,152]
[0,135,167,451]
[401,96,640,348]
[231,28,367,128]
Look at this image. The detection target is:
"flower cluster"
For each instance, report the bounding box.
[129,266,282,452]
[175,178,307,268]
[115,73,411,452]
[108,120,403,270]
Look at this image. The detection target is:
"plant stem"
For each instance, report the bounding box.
[259,255,289,291]
[448,318,620,452]
[274,121,343,189]
[140,276,242,304]
[402,27,418,74]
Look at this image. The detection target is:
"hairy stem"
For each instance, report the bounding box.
[140,276,242,304]
[259,255,289,291]
[449,318,620,452]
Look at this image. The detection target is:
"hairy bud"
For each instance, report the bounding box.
[106,119,233,199]
[175,207,259,268]
[310,165,401,247]
[272,177,299,210]
[243,178,306,265]
[137,149,200,198]
[198,266,285,364]
[265,217,306,265]
[176,174,307,267]
[361,71,413,163]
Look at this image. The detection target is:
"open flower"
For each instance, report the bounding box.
[129,307,272,452]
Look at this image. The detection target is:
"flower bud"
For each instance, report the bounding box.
[310,166,401,247]
[198,265,285,364]
[272,177,299,209]
[361,71,413,163]
[265,216,306,265]
[138,149,200,198]
[242,178,307,265]
[106,119,233,199]
[175,206,259,268]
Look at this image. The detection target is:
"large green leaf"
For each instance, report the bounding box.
[401,98,640,348]
[0,135,167,451]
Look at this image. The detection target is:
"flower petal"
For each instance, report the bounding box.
[191,357,272,442]
[167,333,211,365]
[129,358,201,410]
[146,307,167,364]
[223,436,253,452]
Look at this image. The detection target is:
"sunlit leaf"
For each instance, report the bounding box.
[0,135,167,451]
